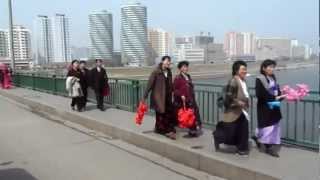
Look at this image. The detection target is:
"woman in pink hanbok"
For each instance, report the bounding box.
[0,63,12,89]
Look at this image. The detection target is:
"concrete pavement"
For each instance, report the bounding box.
[0,95,223,180]
[0,88,319,180]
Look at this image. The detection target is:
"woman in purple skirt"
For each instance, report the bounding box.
[253,59,286,157]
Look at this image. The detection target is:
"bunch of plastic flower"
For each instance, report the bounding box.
[281,84,310,101]
[177,107,196,128]
[135,101,148,125]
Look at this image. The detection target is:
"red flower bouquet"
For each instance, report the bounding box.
[135,101,148,125]
[177,107,196,128]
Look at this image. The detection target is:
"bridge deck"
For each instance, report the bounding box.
[0,88,318,180]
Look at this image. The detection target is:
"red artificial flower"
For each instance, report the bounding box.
[177,107,196,128]
[135,101,148,125]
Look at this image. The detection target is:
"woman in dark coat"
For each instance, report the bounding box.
[173,61,202,137]
[253,59,286,157]
[213,60,250,156]
[79,61,90,110]
[67,60,82,111]
[143,56,176,140]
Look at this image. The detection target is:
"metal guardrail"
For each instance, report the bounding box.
[12,73,320,150]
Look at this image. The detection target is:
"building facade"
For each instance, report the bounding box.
[0,30,8,57]
[8,25,32,65]
[194,32,214,48]
[224,32,255,58]
[121,2,149,66]
[89,10,113,61]
[292,44,311,60]
[255,38,294,60]
[53,14,71,63]
[174,43,204,63]
[34,15,54,65]
[206,43,227,63]
[148,28,174,58]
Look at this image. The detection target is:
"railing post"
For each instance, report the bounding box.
[131,80,140,112]
[32,73,35,90]
[113,79,118,107]
[53,75,57,95]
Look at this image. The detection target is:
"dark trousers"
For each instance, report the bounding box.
[214,113,249,151]
[81,88,88,108]
[95,90,104,109]
[71,97,82,110]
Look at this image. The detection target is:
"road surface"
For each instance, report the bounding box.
[0,96,221,180]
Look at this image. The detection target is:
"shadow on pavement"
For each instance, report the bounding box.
[0,168,37,180]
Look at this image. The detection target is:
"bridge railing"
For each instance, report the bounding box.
[12,73,320,150]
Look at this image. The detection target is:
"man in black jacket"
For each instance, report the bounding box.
[91,59,108,111]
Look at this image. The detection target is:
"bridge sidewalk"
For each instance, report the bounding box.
[0,88,318,180]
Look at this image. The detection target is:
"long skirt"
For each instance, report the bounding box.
[1,73,12,89]
[214,113,249,151]
[155,104,176,134]
[255,122,281,145]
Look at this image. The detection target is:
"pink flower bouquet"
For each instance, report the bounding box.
[281,84,310,101]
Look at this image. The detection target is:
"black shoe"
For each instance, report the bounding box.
[266,146,280,158]
[71,106,75,111]
[77,108,83,112]
[237,150,249,156]
[184,131,198,138]
[251,136,261,148]
[99,107,106,111]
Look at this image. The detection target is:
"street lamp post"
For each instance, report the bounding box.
[8,0,15,73]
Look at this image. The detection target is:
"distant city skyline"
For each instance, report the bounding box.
[0,0,318,52]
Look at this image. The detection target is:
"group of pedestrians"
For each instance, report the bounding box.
[66,56,285,158]
[143,56,202,140]
[66,59,109,112]
[144,56,285,158]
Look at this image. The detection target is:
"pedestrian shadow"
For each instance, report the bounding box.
[84,104,111,111]
[0,161,13,166]
[84,105,97,111]
[0,168,38,180]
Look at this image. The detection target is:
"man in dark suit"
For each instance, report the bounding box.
[91,59,108,111]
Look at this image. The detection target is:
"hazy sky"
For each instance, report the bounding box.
[0,0,318,51]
